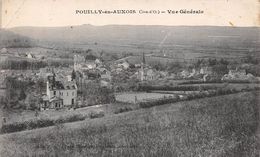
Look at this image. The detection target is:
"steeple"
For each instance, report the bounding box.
[141,52,146,81]
[142,52,146,65]
[51,68,56,84]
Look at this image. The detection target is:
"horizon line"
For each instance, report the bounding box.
[3,23,260,29]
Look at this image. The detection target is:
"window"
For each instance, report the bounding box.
[72,92,74,96]
[54,91,56,96]
[67,92,69,96]
[72,99,74,105]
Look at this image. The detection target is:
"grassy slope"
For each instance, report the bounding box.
[0,92,259,157]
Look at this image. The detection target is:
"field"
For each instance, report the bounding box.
[115,92,175,103]
[0,91,258,157]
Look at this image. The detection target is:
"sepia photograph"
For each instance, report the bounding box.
[0,0,259,156]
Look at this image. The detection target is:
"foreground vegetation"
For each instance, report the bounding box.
[0,91,258,157]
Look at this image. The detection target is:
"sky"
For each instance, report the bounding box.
[1,0,259,28]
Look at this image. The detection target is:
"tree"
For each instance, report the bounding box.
[208,58,217,66]
[71,70,76,81]
[82,82,115,106]
[0,96,7,108]
[212,64,228,80]
[19,89,26,100]
[166,62,183,73]
[25,94,38,110]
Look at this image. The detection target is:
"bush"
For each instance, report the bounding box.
[1,122,27,133]
[138,85,218,92]
[0,114,86,134]
[89,111,105,119]
[138,87,258,109]
[54,114,85,124]
[114,107,133,114]
[139,96,180,108]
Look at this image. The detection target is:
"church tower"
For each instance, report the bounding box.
[141,52,146,81]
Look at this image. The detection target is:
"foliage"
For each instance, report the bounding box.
[0,59,47,70]
[114,106,133,114]
[139,88,260,109]
[139,95,180,108]
[243,55,259,64]
[137,84,219,92]
[89,111,105,119]
[0,114,86,134]
[82,82,115,106]
[18,89,26,100]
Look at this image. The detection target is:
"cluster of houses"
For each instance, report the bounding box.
[222,69,259,82]
[1,48,37,59]
[39,53,152,110]
[2,48,259,110]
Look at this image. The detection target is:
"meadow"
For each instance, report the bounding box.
[0,91,258,157]
[115,92,174,103]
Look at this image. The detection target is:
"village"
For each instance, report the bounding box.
[0,46,259,112]
[0,22,259,156]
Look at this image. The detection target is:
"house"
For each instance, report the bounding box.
[74,55,101,71]
[188,69,196,78]
[95,59,102,66]
[117,60,130,69]
[203,74,211,82]
[100,79,110,87]
[100,70,112,81]
[40,73,77,110]
[26,53,36,59]
[222,69,256,81]
[0,48,7,53]
[180,70,190,78]
[200,67,213,75]
[146,69,155,80]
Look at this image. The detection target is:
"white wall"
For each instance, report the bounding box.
[46,81,77,106]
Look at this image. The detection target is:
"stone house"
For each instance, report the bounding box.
[41,73,77,110]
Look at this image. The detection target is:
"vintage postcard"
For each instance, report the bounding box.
[0,0,259,156]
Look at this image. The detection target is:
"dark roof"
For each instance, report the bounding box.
[49,80,76,90]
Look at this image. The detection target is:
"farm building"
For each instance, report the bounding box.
[74,55,102,71]
[26,53,36,59]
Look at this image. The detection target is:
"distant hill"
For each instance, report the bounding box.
[0,29,35,49]
[8,25,260,59]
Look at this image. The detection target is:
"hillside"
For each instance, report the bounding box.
[0,29,35,49]
[0,91,258,156]
[9,25,260,59]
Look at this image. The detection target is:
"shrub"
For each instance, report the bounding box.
[138,87,258,109]
[27,119,55,129]
[54,114,85,124]
[139,96,180,108]
[138,85,219,92]
[0,122,27,133]
[89,111,105,119]
[114,107,133,114]
[0,114,86,134]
